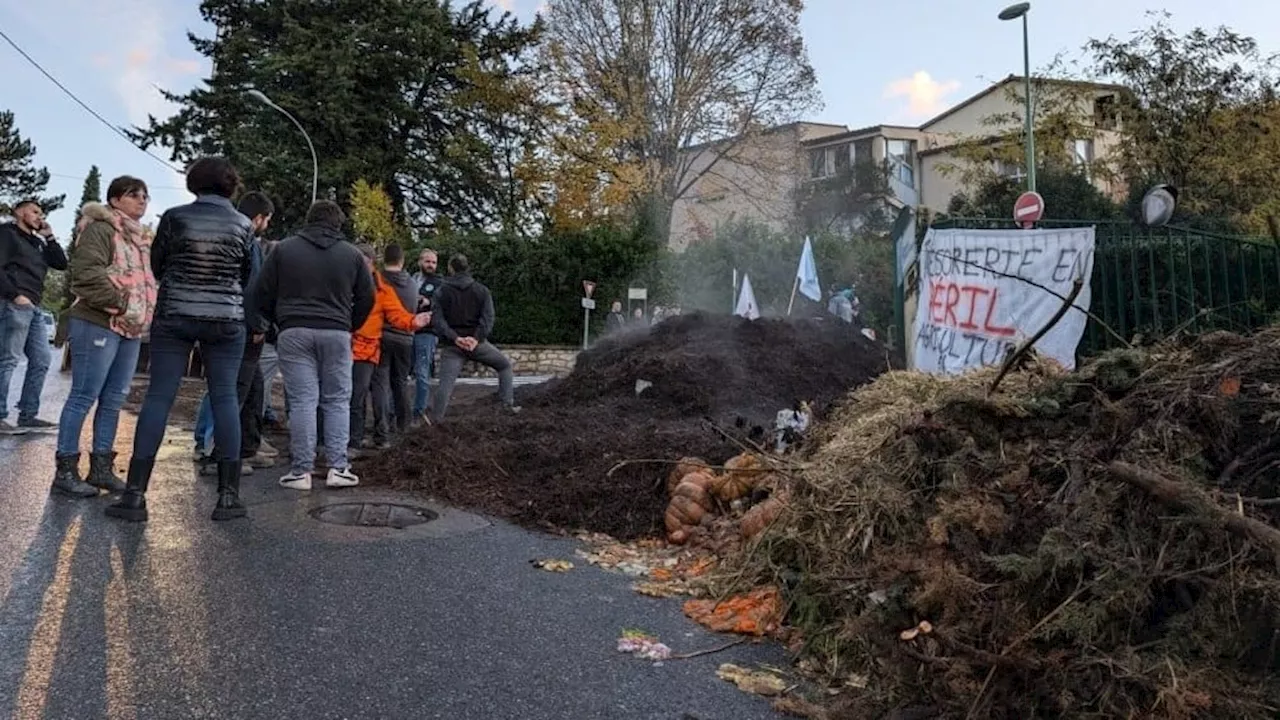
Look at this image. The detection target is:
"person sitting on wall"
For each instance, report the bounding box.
[429,254,518,422]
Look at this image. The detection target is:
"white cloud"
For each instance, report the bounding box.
[883,71,962,120]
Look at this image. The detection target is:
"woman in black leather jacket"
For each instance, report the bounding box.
[106,156,255,524]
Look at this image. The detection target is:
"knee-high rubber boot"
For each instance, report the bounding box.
[105,457,155,522]
[211,460,247,521]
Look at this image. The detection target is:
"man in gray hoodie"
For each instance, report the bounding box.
[374,243,418,439]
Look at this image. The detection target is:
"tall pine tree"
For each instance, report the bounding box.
[131,0,548,234]
[0,110,64,215]
[70,165,102,238]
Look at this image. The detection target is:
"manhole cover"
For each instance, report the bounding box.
[309,503,439,529]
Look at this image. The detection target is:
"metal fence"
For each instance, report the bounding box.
[928,218,1280,356]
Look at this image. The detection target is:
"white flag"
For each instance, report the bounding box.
[735,274,760,320]
[796,237,821,302]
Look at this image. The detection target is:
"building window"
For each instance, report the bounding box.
[809,149,828,179]
[853,138,874,165]
[1072,139,1095,166]
[995,159,1027,182]
[809,143,853,179]
[1094,94,1118,130]
[886,139,915,188]
[833,143,851,174]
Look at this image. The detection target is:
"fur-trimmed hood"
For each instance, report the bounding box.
[79,202,113,224]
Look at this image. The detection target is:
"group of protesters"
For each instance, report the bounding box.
[0,156,519,523]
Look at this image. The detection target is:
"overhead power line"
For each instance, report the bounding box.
[0,26,185,174]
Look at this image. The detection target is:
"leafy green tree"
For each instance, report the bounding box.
[425,221,665,344]
[0,110,63,214]
[131,0,546,235]
[1086,14,1280,234]
[945,164,1121,221]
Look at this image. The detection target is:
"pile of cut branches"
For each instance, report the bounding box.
[731,329,1280,719]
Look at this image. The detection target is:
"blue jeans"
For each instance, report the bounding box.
[56,318,141,455]
[0,302,52,421]
[133,317,245,462]
[412,333,437,416]
[194,393,215,451]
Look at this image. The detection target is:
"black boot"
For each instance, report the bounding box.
[105,457,154,522]
[87,451,126,492]
[51,453,98,498]
[211,460,247,521]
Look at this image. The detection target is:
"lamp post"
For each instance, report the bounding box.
[998,2,1035,193]
[246,89,318,205]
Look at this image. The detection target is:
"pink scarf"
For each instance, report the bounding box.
[105,211,158,339]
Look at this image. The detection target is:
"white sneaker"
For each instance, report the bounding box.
[279,472,312,491]
[325,467,359,488]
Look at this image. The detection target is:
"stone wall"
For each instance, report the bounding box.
[450,344,580,378]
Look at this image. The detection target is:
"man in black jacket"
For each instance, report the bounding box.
[252,200,374,491]
[430,254,518,422]
[0,200,68,435]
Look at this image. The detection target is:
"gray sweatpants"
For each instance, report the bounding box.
[431,341,514,422]
[277,327,353,473]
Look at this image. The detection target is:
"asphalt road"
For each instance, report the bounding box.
[0,367,786,720]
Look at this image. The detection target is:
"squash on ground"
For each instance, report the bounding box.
[716,452,765,501]
[665,474,716,544]
[667,457,708,495]
[740,497,784,539]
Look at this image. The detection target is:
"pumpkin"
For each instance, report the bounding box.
[665,475,716,544]
[740,497,784,539]
[667,457,709,494]
[678,469,720,495]
[716,452,764,501]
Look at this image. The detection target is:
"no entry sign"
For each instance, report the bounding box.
[1013,191,1045,229]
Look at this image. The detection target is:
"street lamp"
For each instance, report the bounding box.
[998,2,1035,193]
[246,89,318,205]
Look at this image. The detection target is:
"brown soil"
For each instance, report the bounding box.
[359,311,890,539]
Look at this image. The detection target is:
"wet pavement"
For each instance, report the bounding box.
[0,368,786,719]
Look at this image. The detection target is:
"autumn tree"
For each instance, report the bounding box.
[0,110,63,214]
[349,179,401,250]
[541,0,820,239]
[1086,14,1280,233]
[131,0,546,234]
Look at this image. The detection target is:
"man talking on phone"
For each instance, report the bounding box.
[0,200,69,434]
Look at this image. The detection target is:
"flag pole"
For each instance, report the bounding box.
[786,276,799,316]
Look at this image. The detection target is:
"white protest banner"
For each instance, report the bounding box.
[911,227,1095,375]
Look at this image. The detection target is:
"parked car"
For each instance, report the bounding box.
[41,310,54,344]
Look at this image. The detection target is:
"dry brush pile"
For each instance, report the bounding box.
[732,329,1280,719]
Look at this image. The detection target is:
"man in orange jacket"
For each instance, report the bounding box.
[350,243,429,453]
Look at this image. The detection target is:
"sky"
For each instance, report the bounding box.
[3,0,1279,234]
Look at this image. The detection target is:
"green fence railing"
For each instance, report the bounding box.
[927,218,1280,356]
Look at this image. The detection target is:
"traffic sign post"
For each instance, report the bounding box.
[581,280,597,349]
[1013,190,1045,229]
